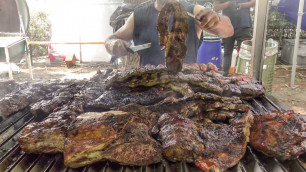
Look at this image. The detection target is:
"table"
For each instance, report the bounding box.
[0,37,33,79]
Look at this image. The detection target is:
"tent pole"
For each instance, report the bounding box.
[251,0,270,82]
[290,0,305,88]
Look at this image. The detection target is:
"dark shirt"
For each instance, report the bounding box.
[133,1,201,66]
[221,0,252,29]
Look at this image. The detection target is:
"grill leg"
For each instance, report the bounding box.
[5,47,13,80]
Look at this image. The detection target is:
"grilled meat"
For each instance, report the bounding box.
[18,110,78,154]
[155,113,204,162]
[64,111,132,168]
[64,111,162,168]
[195,110,236,121]
[0,94,28,116]
[64,83,105,113]
[149,93,250,119]
[195,111,253,172]
[0,80,18,98]
[87,86,175,110]
[106,66,265,99]
[157,2,188,73]
[0,81,68,116]
[116,103,161,126]
[250,111,306,160]
[30,84,83,115]
[100,116,162,166]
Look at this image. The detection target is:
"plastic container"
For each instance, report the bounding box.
[197,35,222,68]
[280,39,306,66]
[236,39,278,92]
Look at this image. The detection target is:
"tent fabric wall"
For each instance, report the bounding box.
[276,0,306,31]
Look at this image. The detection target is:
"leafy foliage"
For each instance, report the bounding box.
[27,11,52,57]
[265,9,306,47]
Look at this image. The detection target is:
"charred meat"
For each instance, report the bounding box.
[155,113,204,162]
[30,84,83,115]
[64,111,132,168]
[18,110,78,154]
[106,65,265,99]
[99,116,162,166]
[250,111,306,160]
[195,111,253,172]
[87,86,175,110]
[157,2,188,74]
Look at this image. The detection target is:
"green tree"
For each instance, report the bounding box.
[27,11,52,57]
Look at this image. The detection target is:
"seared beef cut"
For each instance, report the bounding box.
[64,84,105,113]
[149,93,250,118]
[18,110,78,154]
[106,66,264,99]
[87,87,175,110]
[0,80,31,98]
[155,113,204,162]
[64,111,132,168]
[64,111,162,168]
[116,103,161,126]
[30,84,83,115]
[0,94,28,116]
[100,116,162,166]
[0,80,18,98]
[195,110,236,121]
[157,2,188,74]
[195,111,253,172]
[162,82,194,96]
[0,81,64,116]
[250,111,306,160]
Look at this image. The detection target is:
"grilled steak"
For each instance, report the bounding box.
[157,2,188,73]
[250,111,306,160]
[64,111,162,168]
[0,81,67,116]
[155,113,204,162]
[0,94,28,116]
[100,116,162,166]
[30,84,83,115]
[87,86,175,110]
[18,110,78,154]
[64,111,131,168]
[195,111,253,172]
[149,93,250,119]
[0,80,19,98]
[106,65,265,99]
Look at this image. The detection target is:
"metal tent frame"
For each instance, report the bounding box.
[251,0,304,88]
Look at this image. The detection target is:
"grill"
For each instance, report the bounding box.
[0,95,305,172]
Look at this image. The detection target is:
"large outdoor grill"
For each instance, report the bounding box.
[0,95,305,172]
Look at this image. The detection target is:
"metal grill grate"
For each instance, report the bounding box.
[0,96,305,172]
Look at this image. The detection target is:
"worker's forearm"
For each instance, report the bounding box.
[106,35,119,43]
[214,2,230,12]
[208,15,234,38]
[241,1,256,8]
[105,34,130,57]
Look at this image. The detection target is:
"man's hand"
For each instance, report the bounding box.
[105,39,130,57]
[195,8,220,31]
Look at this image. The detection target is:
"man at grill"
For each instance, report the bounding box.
[214,0,256,76]
[105,0,234,67]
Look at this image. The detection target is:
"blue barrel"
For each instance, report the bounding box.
[197,36,222,68]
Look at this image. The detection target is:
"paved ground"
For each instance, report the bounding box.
[271,66,306,114]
